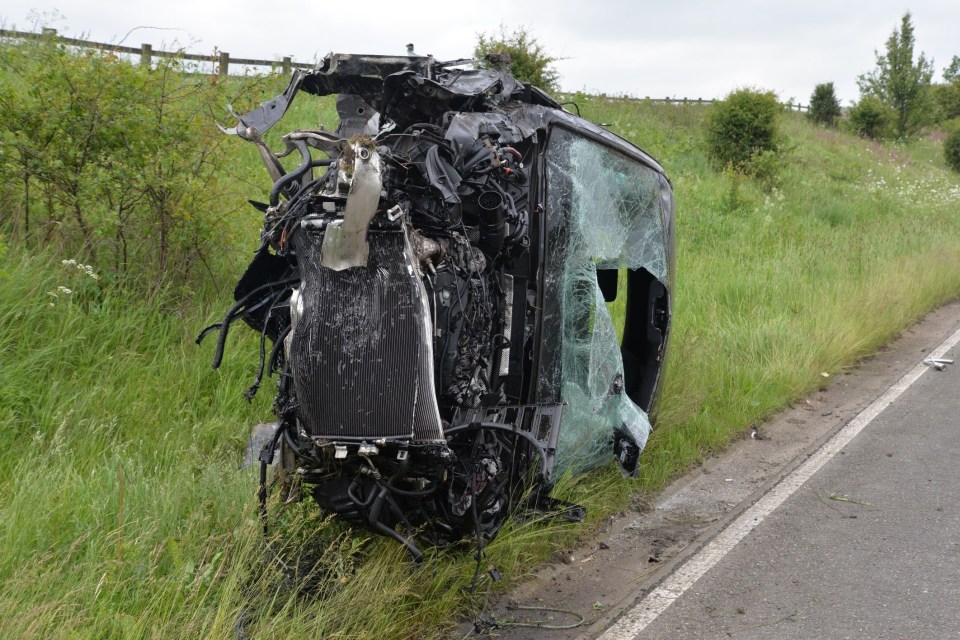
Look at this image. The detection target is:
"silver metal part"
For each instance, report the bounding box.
[409,228,443,275]
[358,442,379,457]
[923,358,950,371]
[300,215,326,230]
[499,274,514,376]
[286,129,345,158]
[334,445,348,459]
[284,288,302,361]
[320,142,383,271]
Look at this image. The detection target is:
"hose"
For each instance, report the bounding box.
[269,140,312,206]
[196,277,298,369]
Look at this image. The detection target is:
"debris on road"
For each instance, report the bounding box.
[923,358,953,370]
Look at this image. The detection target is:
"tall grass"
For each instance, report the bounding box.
[1,87,959,638]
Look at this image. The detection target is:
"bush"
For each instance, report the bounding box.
[474,26,562,91]
[945,129,960,172]
[808,82,842,127]
[847,95,895,139]
[933,82,960,122]
[0,38,265,289]
[706,88,781,173]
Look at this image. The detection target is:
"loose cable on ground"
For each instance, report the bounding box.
[460,604,585,638]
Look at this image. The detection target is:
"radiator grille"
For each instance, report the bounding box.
[290,229,443,441]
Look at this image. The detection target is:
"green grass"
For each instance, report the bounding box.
[2,88,960,639]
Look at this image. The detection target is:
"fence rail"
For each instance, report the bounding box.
[557,94,809,112]
[0,27,315,76]
[1,28,810,111]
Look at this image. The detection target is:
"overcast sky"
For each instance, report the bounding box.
[4,2,958,105]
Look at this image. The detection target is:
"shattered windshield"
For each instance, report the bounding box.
[542,127,670,476]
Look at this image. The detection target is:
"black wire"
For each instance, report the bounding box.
[558,101,581,117]
[197,277,298,369]
[261,173,331,246]
[258,423,287,535]
[467,430,486,596]
[243,290,289,400]
[385,483,439,498]
[267,324,292,376]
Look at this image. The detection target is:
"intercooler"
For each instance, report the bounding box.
[289,228,444,442]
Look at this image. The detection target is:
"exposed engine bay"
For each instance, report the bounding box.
[200,52,674,559]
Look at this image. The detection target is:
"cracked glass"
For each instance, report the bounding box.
[541,127,669,476]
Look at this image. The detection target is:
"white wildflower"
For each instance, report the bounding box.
[61,258,99,280]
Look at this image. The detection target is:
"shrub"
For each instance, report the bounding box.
[943,117,960,134]
[706,88,781,173]
[945,129,960,172]
[0,38,265,289]
[474,25,562,91]
[808,82,842,127]
[933,82,960,122]
[745,148,786,189]
[847,95,895,139]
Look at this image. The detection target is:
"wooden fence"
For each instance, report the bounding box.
[0,28,810,111]
[0,27,314,77]
[657,98,808,112]
[556,94,809,112]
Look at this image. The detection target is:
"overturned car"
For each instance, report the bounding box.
[201,52,674,559]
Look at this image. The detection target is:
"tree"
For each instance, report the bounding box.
[857,12,935,138]
[944,56,960,83]
[808,82,842,126]
[474,26,561,91]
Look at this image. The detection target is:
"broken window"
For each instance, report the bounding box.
[541,127,672,476]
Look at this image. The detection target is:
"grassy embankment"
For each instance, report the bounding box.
[2,77,960,638]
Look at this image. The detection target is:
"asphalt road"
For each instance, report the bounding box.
[610,338,960,639]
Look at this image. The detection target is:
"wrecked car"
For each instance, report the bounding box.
[200,52,674,560]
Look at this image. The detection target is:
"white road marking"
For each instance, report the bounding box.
[597,324,960,640]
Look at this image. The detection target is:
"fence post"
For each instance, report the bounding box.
[141,43,152,68]
[282,56,291,75]
[41,27,57,37]
[219,51,230,78]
